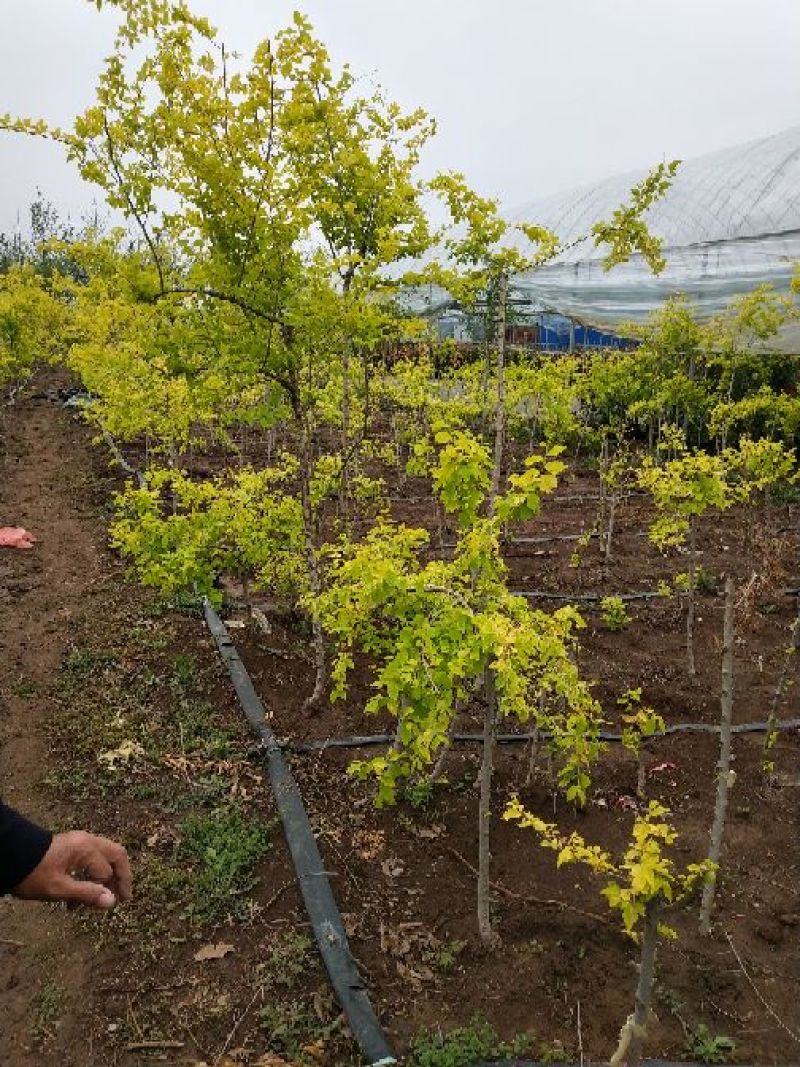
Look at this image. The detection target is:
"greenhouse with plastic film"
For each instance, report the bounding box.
[422,125,800,352]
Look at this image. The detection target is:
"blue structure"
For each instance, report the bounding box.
[534,313,632,351]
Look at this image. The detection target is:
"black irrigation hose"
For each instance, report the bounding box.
[514,588,800,603]
[203,600,397,1067]
[284,719,800,755]
[472,1062,764,1067]
[517,588,664,602]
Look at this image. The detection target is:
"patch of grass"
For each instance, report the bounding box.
[41,766,98,802]
[178,805,270,921]
[159,773,234,813]
[30,980,64,1042]
[259,998,320,1058]
[171,652,198,690]
[259,990,346,1062]
[407,1016,535,1067]
[61,647,116,679]
[11,677,38,698]
[145,592,202,617]
[260,931,314,989]
[171,699,237,760]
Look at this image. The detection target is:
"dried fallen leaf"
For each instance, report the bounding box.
[396,959,434,991]
[416,824,445,840]
[381,857,404,879]
[193,942,235,962]
[98,740,145,769]
[649,761,677,774]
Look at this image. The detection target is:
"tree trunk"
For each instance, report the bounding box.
[598,436,609,543]
[337,271,355,526]
[292,395,326,710]
[614,901,659,1067]
[475,269,508,948]
[636,748,647,800]
[686,515,697,676]
[338,337,352,525]
[430,703,462,783]
[605,494,617,564]
[699,576,736,934]
[525,724,541,787]
[489,271,508,505]
[477,668,499,948]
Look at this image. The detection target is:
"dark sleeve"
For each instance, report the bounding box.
[0,802,53,894]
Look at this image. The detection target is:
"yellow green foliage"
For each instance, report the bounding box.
[111,465,304,604]
[504,797,714,939]
[0,265,65,390]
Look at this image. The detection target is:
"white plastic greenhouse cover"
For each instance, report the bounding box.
[506,125,800,347]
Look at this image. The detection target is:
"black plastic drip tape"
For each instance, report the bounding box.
[515,588,800,602]
[203,601,397,1067]
[284,719,800,755]
[472,1062,764,1067]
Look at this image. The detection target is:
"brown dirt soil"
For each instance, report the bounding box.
[1,376,800,1066]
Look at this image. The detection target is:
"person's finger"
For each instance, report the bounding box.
[56,874,116,909]
[102,841,133,902]
[68,835,132,899]
[81,855,114,884]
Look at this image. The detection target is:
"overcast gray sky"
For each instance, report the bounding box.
[1,0,798,234]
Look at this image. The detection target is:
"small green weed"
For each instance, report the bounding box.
[179,806,270,921]
[684,1023,736,1064]
[600,595,631,631]
[30,980,63,1041]
[432,938,467,974]
[402,777,436,812]
[259,997,339,1058]
[695,566,719,595]
[261,931,313,988]
[172,653,198,690]
[407,1016,535,1067]
[12,677,38,698]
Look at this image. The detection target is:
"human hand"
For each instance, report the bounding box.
[13,831,133,909]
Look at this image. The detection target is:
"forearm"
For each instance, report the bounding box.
[0,801,53,895]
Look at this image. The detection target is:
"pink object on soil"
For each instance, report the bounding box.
[0,527,37,549]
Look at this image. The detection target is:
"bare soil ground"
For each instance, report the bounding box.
[1,376,799,1066]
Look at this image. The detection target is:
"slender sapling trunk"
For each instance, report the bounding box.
[291,393,327,709]
[605,493,617,564]
[686,515,697,676]
[489,271,508,503]
[610,901,660,1067]
[699,575,736,934]
[476,267,508,949]
[477,668,499,947]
